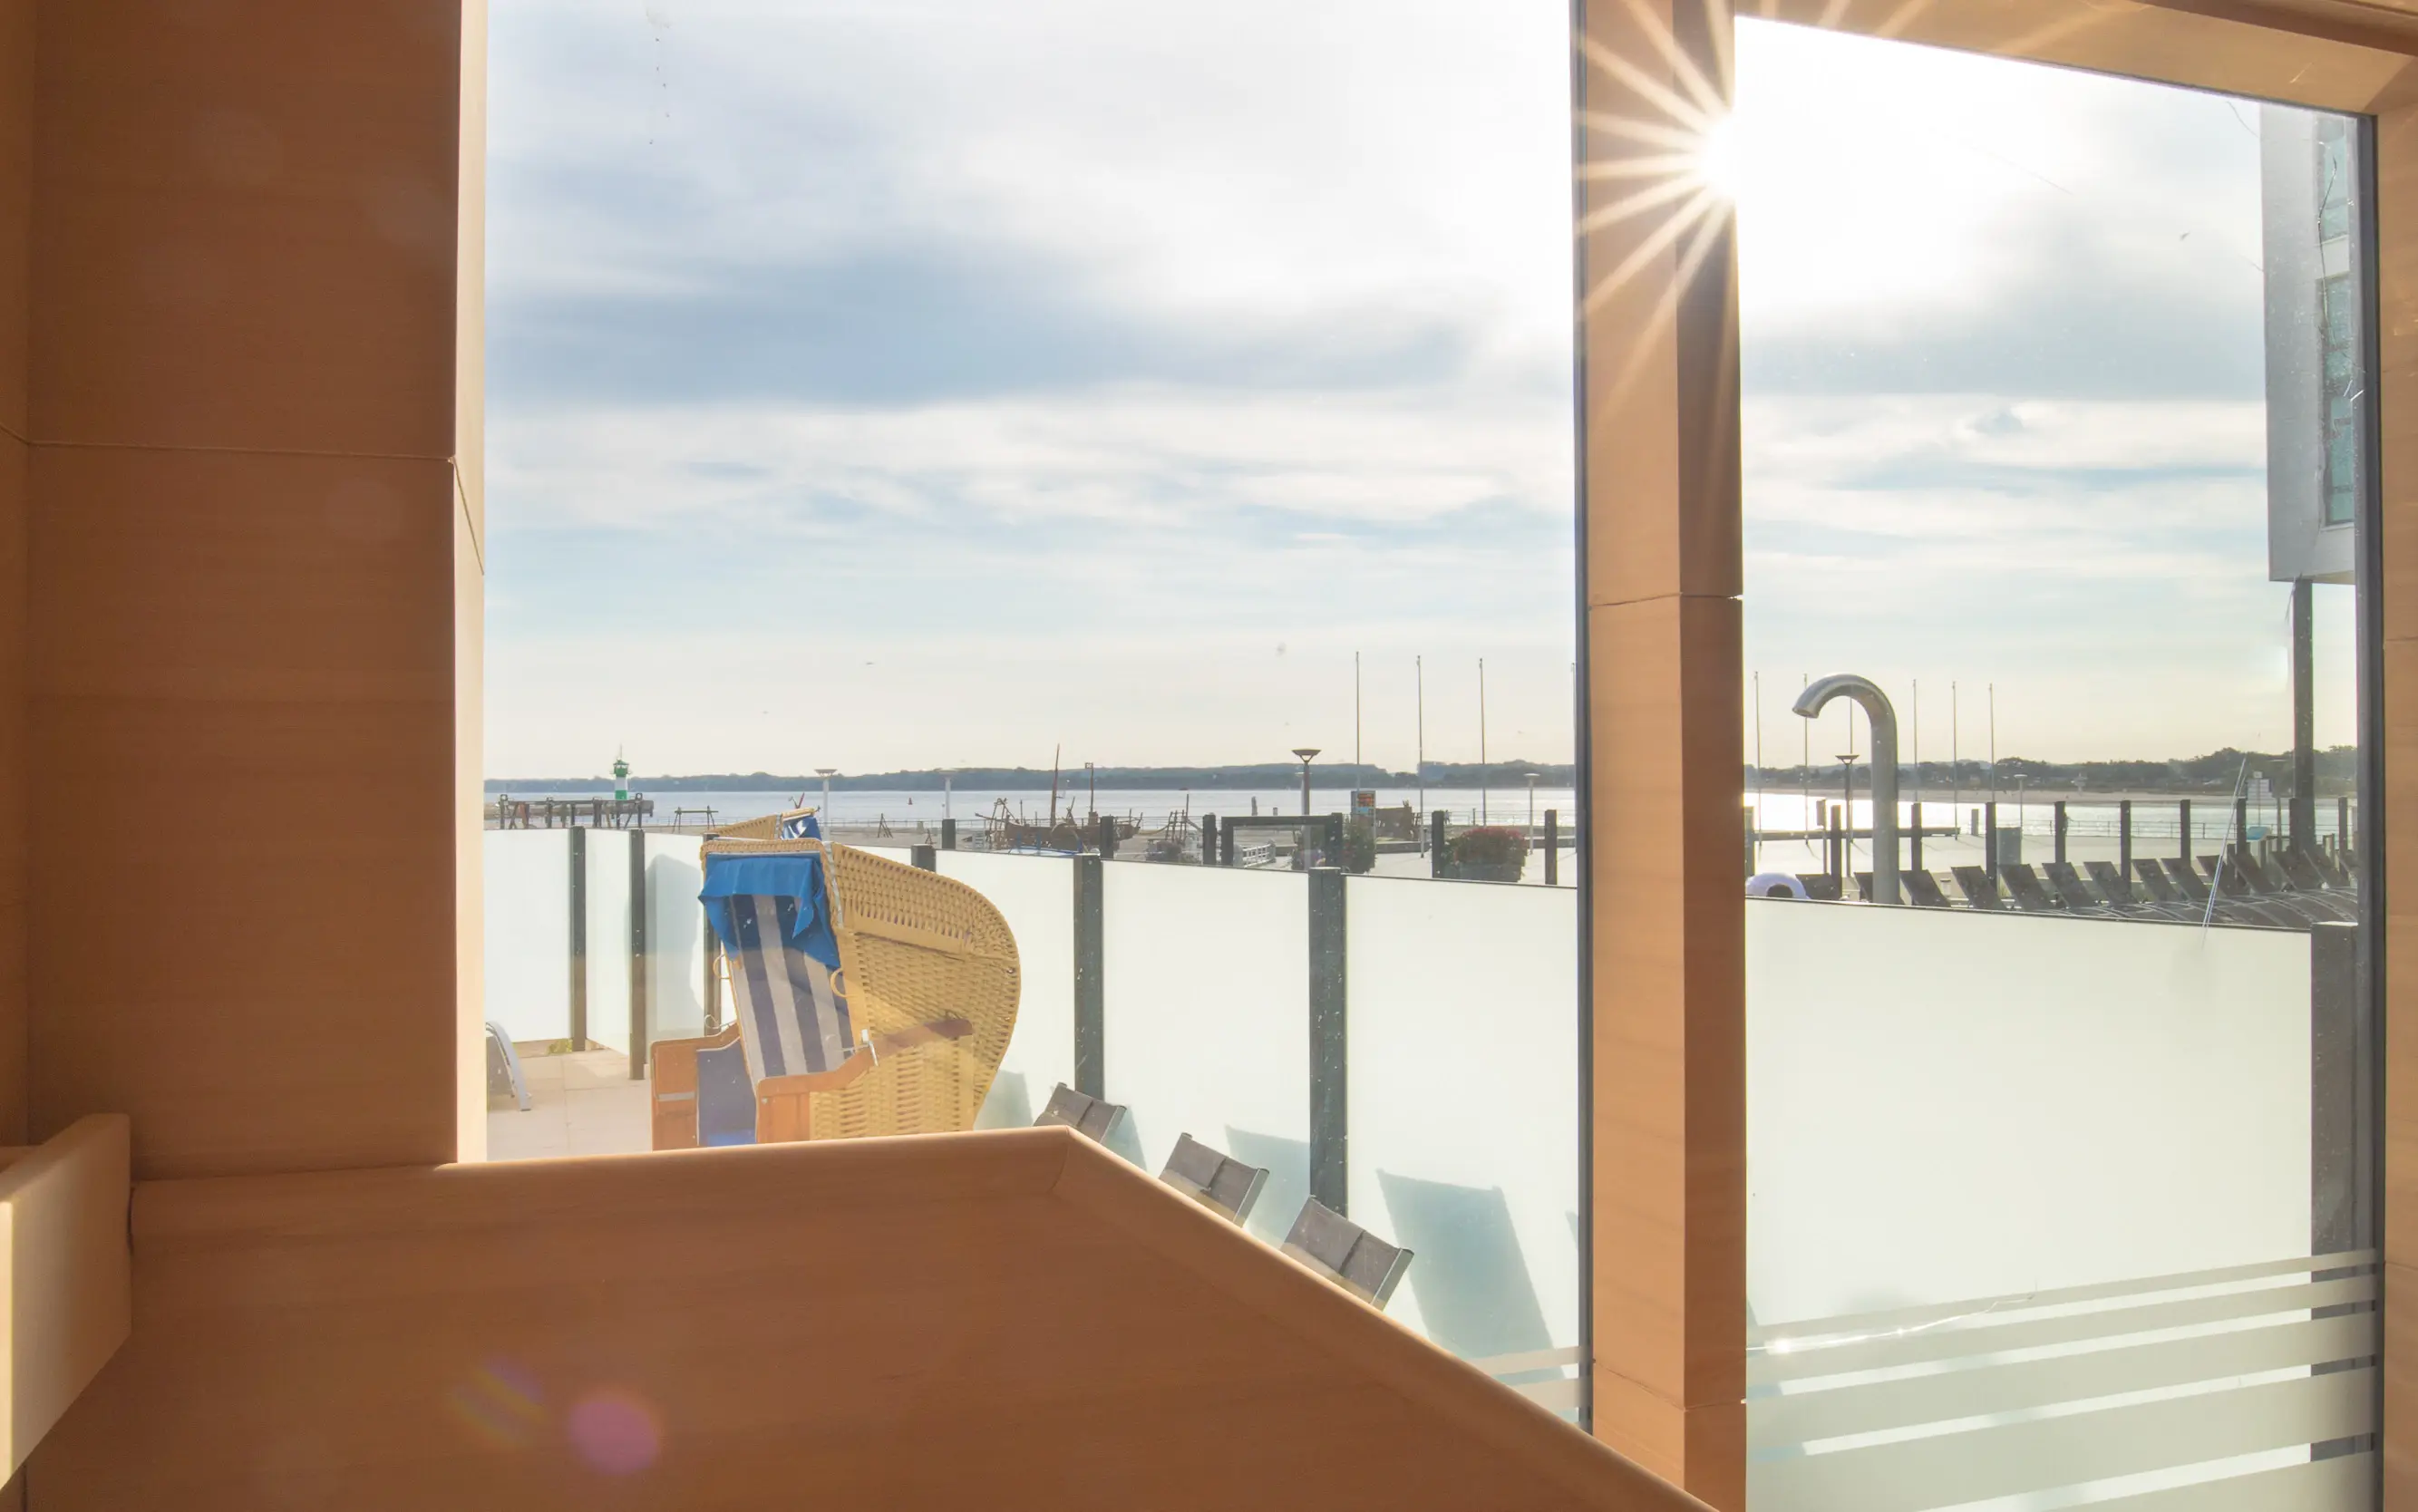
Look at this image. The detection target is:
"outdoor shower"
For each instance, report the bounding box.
[1793,674,1901,905]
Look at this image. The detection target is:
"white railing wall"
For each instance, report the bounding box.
[1747,897,2314,1325]
[1345,874,1582,1388]
[1102,864,1316,1245]
[933,850,1076,1129]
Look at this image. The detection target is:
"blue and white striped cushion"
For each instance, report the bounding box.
[725,893,854,1081]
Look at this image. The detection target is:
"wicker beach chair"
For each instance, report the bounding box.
[648,826,1020,1149]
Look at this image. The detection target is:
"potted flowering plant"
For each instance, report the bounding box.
[1448,826,1529,882]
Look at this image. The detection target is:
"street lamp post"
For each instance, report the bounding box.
[1526,771,1539,835]
[1292,747,1320,872]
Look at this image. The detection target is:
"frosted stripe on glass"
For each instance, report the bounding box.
[1750,1275,2374,1386]
[1750,1249,2377,1348]
[2088,1451,2374,1510]
[1748,1368,2374,1512]
[1748,1311,2376,1449]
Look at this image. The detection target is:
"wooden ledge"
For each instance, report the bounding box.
[0,1115,131,1478]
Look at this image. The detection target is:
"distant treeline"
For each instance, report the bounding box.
[1750,745,2359,796]
[487,760,1578,794]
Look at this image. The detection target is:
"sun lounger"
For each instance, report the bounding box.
[2161,858,2210,903]
[1950,866,2007,910]
[2278,846,2331,892]
[485,1023,530,1112]
[1996,863,2061,911]
[2084,859,2136,906]
[1902,869,1953,908]
[2040,861,2106,912]
[2133,859,2183,903]
[2200,855,2252,897]
[2311,847,2355,890]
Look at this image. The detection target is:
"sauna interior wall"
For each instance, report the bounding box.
[20,0,472,1180]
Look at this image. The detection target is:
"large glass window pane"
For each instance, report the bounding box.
[1733,22,2376,1507]
[475,0,1585,1404]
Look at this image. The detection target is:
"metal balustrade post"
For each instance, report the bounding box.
[1073,856,1104,1099]
[629,830,648,1080]
[1308,867,1348,1214]
[568,827,588,1051]
[2310,922,2365,1255]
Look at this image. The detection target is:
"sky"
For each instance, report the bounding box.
[482,3,2361,780]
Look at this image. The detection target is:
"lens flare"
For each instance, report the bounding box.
[568,1389,664,1476]
[445,1360,547,1449]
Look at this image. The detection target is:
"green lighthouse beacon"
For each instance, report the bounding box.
[612,749,630,803]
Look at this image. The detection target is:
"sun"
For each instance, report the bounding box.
[1693,112,1742,200]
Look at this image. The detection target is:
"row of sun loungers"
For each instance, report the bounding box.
[1798,846,2359,928]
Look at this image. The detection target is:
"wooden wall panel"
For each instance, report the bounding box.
[2381,82,2418,1512]
[1758,0,2416,109]
[0,0,34,1161]
[27,0,461,455]
[454,0,487,1164]
[1575,1,1744,1504]
[32,1129,1712,1512]
[0,1116,131,1481]
[25,448,457,1176]
[23,3,475,1178]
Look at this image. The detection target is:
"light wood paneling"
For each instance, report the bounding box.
[33,1129,1712,1511]
[1585,596,1744,1507]
[0,0,33,441]
[455,0,488,1164]
[28,0,463,456]
[1577,0,1738,609]
[0,1115,129,1480]
[1760,0,2418,110]
[20,0,477,1180]
[25,447,457,1177]
[2380,88,2418,1512]
[0,0,34,1156]
[1575,2,1745,1504]
[0,432,22,1154]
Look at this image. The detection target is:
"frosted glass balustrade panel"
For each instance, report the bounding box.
[1345,874,1580,1388]
[578,832,634,1054]
[644,832,708,1044]
[938,851,1075,1130]
[1747,900,2313,1325]
[1101,864,1311,1245]
[483,829,571,1046]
